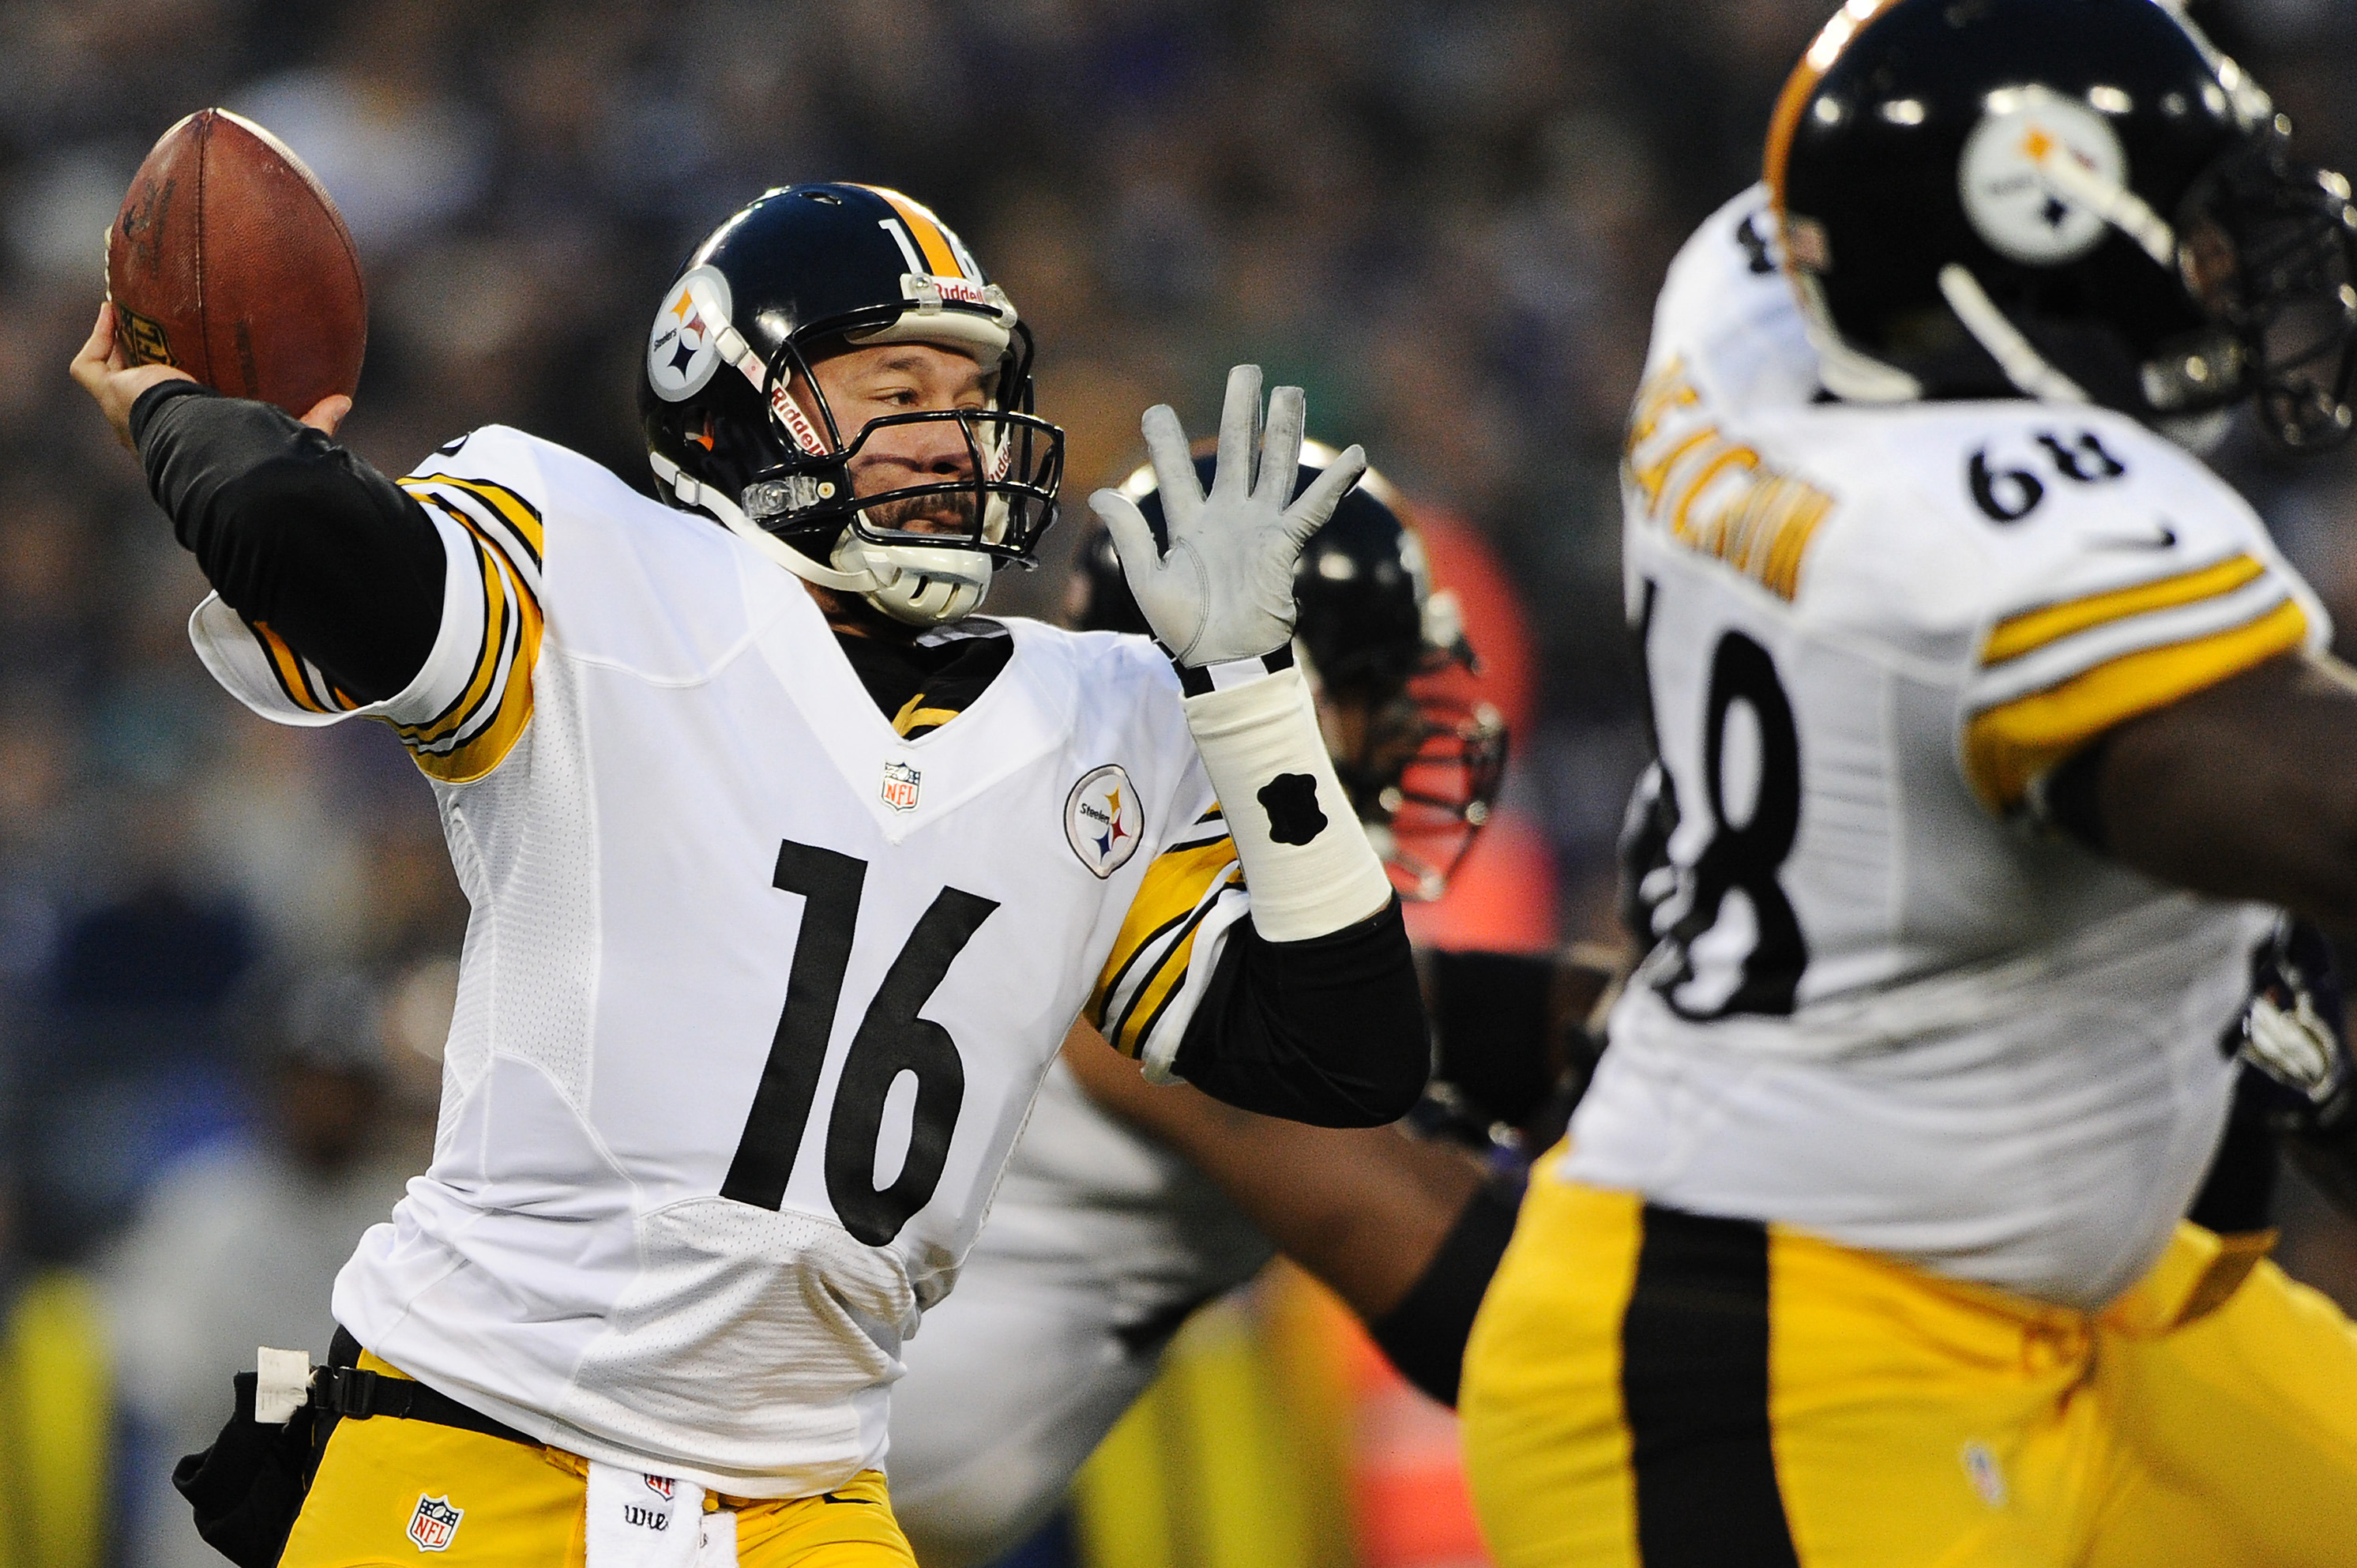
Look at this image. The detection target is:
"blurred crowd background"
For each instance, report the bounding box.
[2,2,2355,1566]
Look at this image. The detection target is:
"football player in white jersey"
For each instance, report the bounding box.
[1460,3,2357,1566]
[888,447,1605,1566]
[73,182,1432,1568]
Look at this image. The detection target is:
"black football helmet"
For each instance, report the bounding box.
[1075,442,1508,901]
[1769,0,2356,448]
[640,183,1065,622]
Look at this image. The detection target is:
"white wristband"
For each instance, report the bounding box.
[1179,664,1395,942]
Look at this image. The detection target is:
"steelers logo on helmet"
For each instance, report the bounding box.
[1064,765,1143,879]
[646,265,731,402]
[1959,87,2130,267]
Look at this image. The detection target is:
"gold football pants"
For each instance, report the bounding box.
[1460,1174,2357,1567]
[280,1355,918,1568]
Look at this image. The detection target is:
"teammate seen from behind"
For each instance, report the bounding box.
[1460,4,2357,1566]
[888,446,1603,1566]
[72,182,1429,1568]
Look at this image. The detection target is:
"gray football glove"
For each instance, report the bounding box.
[1090,365,1368,668]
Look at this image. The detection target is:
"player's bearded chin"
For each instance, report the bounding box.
[863,488,982,537]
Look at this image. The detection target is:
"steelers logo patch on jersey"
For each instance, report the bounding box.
[1958,86,2130,267]
[646,265,731,402]
[1066,764,1143,878]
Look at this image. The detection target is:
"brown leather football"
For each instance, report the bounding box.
[107,108,367,416]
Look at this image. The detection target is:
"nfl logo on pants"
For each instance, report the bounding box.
[408,1494,463,1551]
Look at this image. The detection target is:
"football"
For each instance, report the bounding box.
[106,108,366,416]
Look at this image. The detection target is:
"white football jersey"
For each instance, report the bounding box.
[186,426,1258,1496]
[1563,188,2326,1309]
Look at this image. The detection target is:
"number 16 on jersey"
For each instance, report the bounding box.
[721,840,998,1247]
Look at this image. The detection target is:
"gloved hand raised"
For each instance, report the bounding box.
[1090,365,1368,668]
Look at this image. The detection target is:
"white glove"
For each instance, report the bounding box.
[1089,364,1368,667]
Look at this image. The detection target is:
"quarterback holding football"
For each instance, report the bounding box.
[74,182,1430,1568]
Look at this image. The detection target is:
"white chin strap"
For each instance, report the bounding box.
[648,452,989,626]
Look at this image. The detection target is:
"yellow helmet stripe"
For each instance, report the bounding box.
[863,185,966,280]
[1764,0,1905,213]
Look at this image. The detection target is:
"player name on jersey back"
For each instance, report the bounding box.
[186,424,1250,1495]
[1566,187,2325,1310]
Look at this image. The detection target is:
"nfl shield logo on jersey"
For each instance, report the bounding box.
[408,1494,463,1551]
[1065,764,1143,878]
[881,760,922,813]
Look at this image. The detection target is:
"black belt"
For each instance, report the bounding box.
[319,1328,537,1448]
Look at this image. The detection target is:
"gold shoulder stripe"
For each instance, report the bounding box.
[1100,867,1246,1058]
[384,515,545,783]
[393,535,513,746]
[408,653,536,783]
[1982,553,2266,667]
[1964,596,2306,810]
[865,186,964,279]
[1090,839,1241,1028]
[249,621,337,714]
[404,474,545,569]
[405,568,543,784]
[1106,886,1240,1058]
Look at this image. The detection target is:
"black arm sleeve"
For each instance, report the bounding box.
[1366,1179,1521,1408]
[1427,949,1559,1126]
[1168,896,1430,1127]
[132,382,445,704]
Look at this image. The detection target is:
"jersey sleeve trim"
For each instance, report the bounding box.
[182,450,546,776]
[406,472,547,570]
[185,498,498,740]
[1089,836,1245,1061]
[249,619,358,715]
[1963,595,2308,810]
[1981,552,2269,667]
[391,474,547,784]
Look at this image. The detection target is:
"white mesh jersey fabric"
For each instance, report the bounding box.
[1566,188,2323,1310]
[165,423,1243,1495]
[889,1058,1273,1560]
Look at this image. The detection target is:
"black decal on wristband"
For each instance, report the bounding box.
[1258,773,1327,844]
